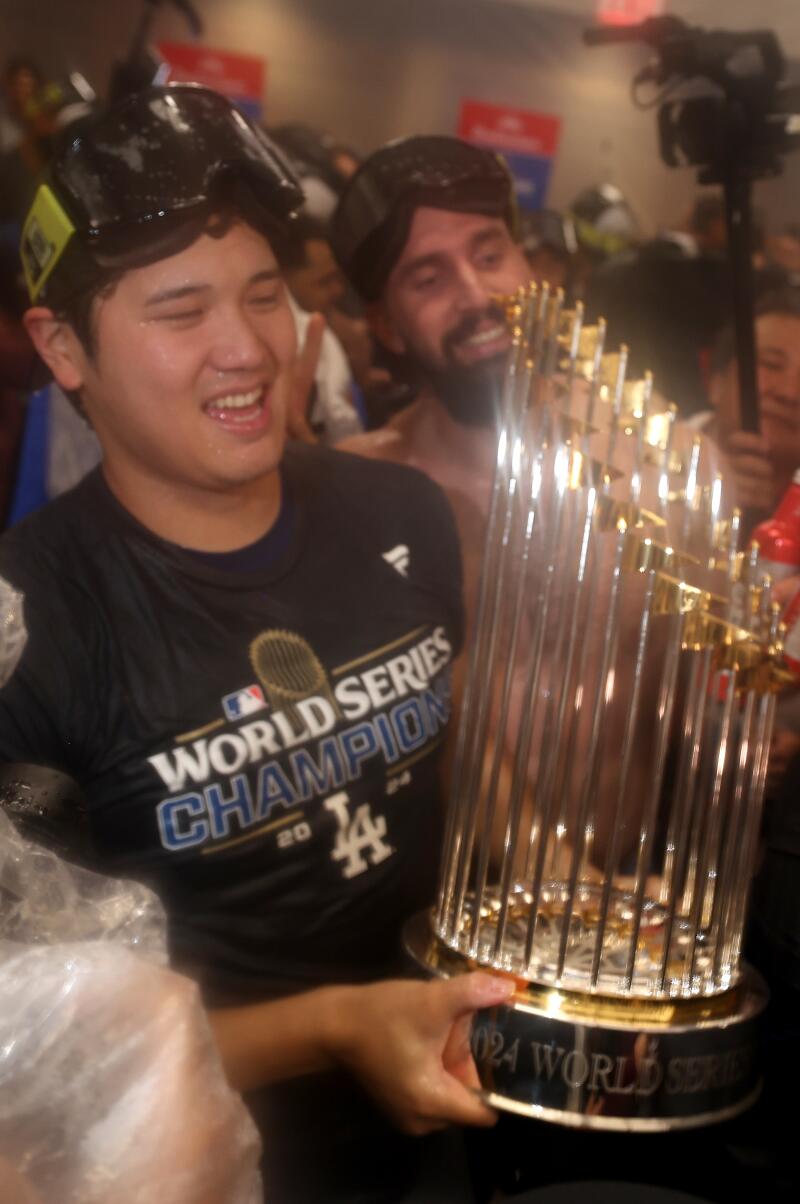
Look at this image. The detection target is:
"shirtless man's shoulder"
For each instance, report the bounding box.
[337,402,423,466]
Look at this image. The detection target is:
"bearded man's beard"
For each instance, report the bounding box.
[426,356,506,427]
[412,303,509,429]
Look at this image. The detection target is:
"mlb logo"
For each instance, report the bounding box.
[222,684,267,721]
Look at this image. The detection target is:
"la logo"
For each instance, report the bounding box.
[324,791,393,879]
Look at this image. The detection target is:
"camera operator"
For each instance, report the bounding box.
[689,289,800,523]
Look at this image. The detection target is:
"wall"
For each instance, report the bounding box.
[2,0,798,232]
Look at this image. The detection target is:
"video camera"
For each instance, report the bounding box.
[585,16,800,184]
[584,15,800,434]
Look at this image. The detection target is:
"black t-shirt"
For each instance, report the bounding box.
[0,445,468,1201]
[0,445,463,1007]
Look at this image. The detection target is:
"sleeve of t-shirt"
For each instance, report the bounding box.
[400,466,466,658]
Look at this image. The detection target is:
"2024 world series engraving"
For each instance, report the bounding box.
[471,1017,757,1111]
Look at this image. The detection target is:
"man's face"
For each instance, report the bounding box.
[375,207,530,425]
[711,312,800,473]
[767,234,800,275]
[285,238,345,315]
[72,221,296,496]
[756,312,800,471]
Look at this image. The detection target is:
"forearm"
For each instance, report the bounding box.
[211,972,514,1133]
[208,983,354,1093]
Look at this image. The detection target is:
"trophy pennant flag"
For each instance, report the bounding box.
[406,283,790,1130]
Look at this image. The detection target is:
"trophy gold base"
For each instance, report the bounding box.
[404,910,767,1133]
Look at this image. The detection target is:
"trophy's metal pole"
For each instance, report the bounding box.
[621,606,684,991]
[554,520,628,983]
[436,295,530,936]
[454,292,549,940]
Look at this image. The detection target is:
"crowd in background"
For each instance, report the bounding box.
[3,52,800,524]
[2,52,800,518]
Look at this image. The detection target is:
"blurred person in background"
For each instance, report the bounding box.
[764,222,800,285]
[0,56,93,224]
[0,57,46,226]
[0,146,37,527]
[329,142,360,182]
[268,123,415,429]
[277,197,399,435]
[268,123,360,223]
[282,213,347,317]
[0,243,34,525]
[567,181,640,300]
[586,191,733,417]
[277,213,364,442]
[675,193,729,256]
[518,208,578,298]
[1,58,44,165]
[690,289,800,521]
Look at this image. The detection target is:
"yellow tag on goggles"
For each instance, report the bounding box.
[20,184,76,303]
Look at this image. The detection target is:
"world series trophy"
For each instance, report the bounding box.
[405,283,791,1130]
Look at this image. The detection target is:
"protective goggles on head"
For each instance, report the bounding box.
[330,135,518,301]
[21,84,304,304]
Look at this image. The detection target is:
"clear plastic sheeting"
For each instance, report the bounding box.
[0,575,26,689]
[0,809,165,954]
[0,814,263,1204]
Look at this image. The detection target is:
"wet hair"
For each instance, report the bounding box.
[54,184,289,358]
[710,288,800,375]
[331,136,517,302]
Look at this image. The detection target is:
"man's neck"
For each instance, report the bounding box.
[411,385,497,474]
[101,461,283,552]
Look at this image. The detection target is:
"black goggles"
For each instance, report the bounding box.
[330,135,517,299]
[58,84,302,241]
[22,84,304,300]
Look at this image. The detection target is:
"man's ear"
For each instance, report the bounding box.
[366,301,406,357]
[22,308,87,392]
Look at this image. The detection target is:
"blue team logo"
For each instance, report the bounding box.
[222,684,267,721]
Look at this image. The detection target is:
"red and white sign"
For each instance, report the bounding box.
[157,42,266,118]
[596,0,664,25]
[458,99,561,211]
[458,100,560,159]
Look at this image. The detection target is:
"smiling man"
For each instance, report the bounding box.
[331,136,531,591]
[0,88,513,1203]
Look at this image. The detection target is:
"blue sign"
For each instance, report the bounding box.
[500,151,555,212]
